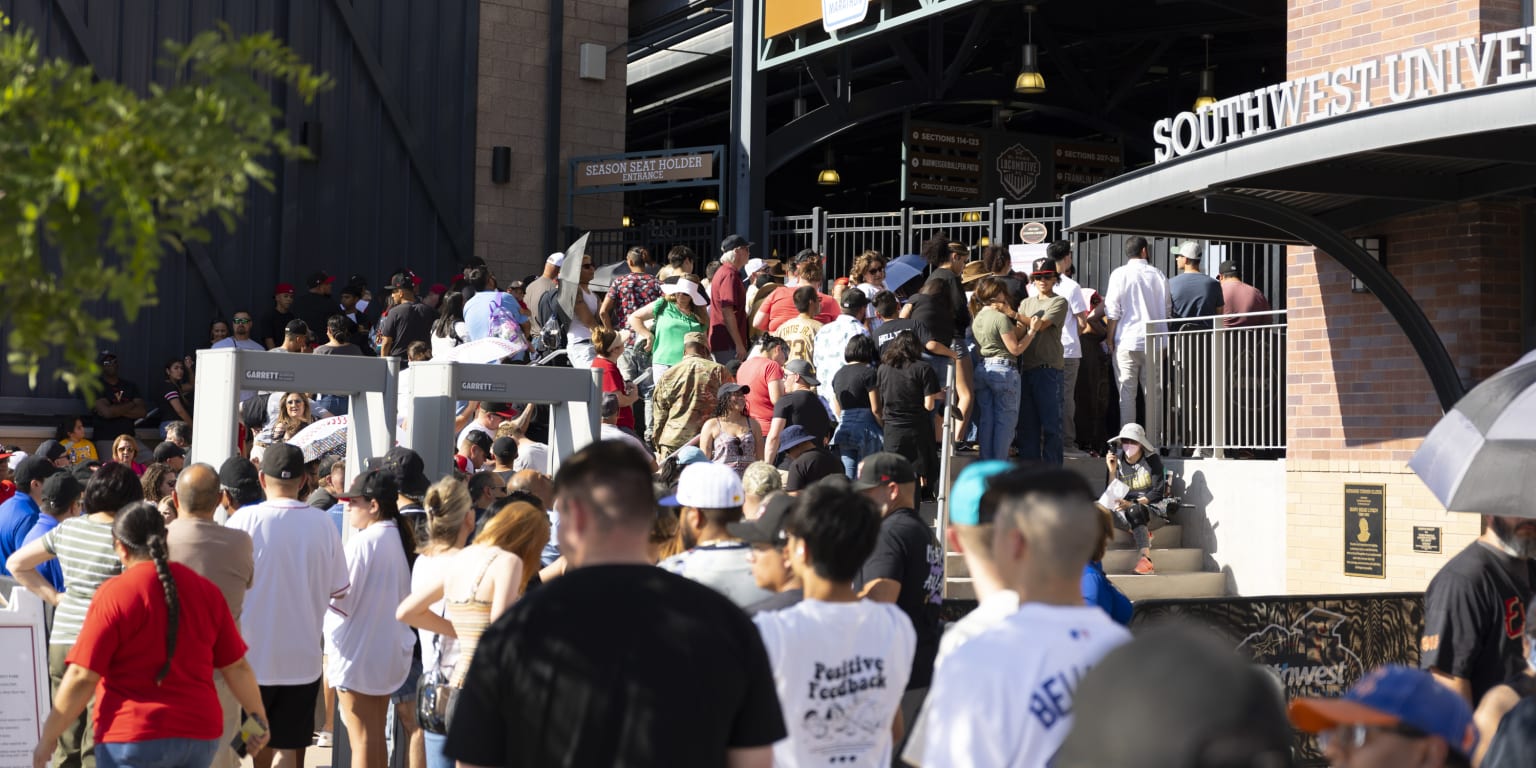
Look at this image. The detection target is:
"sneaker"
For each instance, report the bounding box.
[315,731,333,748]
[1133,556,1155,575]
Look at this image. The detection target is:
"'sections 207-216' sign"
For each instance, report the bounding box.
[1153,27,1536,163]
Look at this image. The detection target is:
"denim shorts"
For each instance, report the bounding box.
[392,653,424,703]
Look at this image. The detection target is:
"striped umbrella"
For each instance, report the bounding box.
[287,415,349,463]
[1409,351,1536,516]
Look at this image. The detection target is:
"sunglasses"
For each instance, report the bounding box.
[232,318,253,325]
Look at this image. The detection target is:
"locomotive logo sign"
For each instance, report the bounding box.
[996,143,1042,201]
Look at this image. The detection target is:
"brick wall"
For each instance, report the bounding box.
[473,0,627,284]
[1282,0,1529,593]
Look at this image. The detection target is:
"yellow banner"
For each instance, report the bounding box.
[764,0,824,39]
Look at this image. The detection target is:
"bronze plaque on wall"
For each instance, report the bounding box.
[1413,526,1442,554]
[1344,484,1386,578]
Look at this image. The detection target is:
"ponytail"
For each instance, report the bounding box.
[113,501,180,684]
[374,495,419,569]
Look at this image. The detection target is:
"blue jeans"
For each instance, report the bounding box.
[832,408,884,479]
[1018,366,1064,464]
[424,730,453,768]
[97,738,221,768]
[975,359,1021,461]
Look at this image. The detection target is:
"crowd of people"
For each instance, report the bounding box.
[1,229,1530,768]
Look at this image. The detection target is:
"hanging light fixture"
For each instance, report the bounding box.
[621,215,633,228]
[1014,6,1045,95]
[978,236,992,247]
[1194,34,1217,111]
[962,211,983,223]
[817,145,841,186]
[699,197,720,213]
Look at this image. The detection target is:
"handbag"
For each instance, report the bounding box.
[416,636,459,735]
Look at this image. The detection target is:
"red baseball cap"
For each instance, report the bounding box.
[274,283,296,295]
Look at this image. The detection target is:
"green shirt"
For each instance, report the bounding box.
[650,298,705,367]
[971,306,1018,360]
[1017,293,1069,370]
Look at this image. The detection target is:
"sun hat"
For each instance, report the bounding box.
[663,276,710,306]
[1109,423,1155,454]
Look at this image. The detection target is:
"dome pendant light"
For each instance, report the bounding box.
[1014,6,1045,95]
[817,145,841,186]
[1193,34,1217,111]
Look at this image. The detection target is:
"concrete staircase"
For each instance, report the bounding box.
[940,453,1228,602]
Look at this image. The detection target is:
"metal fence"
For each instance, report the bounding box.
[571,219,725,272]
[1148,311,1288,454]
[765,200,1287,310]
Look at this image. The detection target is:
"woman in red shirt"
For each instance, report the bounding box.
[590,327,639,432]
[32,502,270,768]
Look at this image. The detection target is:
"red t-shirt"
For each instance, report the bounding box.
[590,356,633,428]
[756,289,838,332]
[736,356,785,436]
[708,264,749,353]
[69,561,247,744]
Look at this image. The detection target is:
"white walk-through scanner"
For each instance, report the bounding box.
[398,361,602,480]
[190,348,399,482]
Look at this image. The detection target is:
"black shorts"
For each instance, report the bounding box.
[259,678,323,750]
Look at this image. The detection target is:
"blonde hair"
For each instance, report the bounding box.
[474,501,550,591]
[850,250,884,283]
[421,477,472,554]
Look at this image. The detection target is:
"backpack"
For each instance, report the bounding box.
[536,288,572,355]
[484,292,529,359]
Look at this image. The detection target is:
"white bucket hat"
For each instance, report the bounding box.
[663,276,709,307]
[1109,423,1155,454]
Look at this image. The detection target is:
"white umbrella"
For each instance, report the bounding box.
[445,337,523,365]
[287,415,349,463]
[556,232,591,320]
[1409,351,1536,517]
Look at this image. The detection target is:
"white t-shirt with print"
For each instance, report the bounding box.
[903,589,1020,767]
[755,600,915,768]
[324,520,415,696]
[226,498,350,685]
[658,541,773,607]
[917,603,1131,768]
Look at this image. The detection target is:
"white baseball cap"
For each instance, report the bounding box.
[743,257,766,278]
[672,461,744,509]
[546,252,566,267]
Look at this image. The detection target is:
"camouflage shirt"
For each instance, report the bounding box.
[652,354,727,454]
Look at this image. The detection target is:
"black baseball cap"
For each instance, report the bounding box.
[383,446,430,497]
[784,359,819,387]
[717,382,750,400]
[338,469,400,502]
[307,270,336,288]
[42,473,84,509]
[261,443,306,480]
[14,456,59,490]
[840,289,870,310]
[284,319,309,337]
[152,442,186,463]
[36,440,67,462]
[1031,257,1059,276]
[1219,259,1241,276]
[218,456,261,495]
[727,494,793,545]
[491,437,517,462]
[852,452,917,490]
[721,234,752,251]
[463,431,493,454]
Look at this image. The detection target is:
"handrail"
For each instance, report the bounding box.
[1145,309,1287,329]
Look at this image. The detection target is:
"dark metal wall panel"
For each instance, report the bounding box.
[0,0,479,408]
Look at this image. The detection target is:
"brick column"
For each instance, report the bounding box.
[1282,0,1530,593]
[473,0,627,285]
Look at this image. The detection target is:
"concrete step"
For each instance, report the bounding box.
[1112,523,1182,548]
[1102,547,1205,574]
[1107,571,1228,601]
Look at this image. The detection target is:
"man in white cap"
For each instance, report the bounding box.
[525,252,565,328]
[659,461,774,607]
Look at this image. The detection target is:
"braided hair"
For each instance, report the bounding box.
[113,501,179,684]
